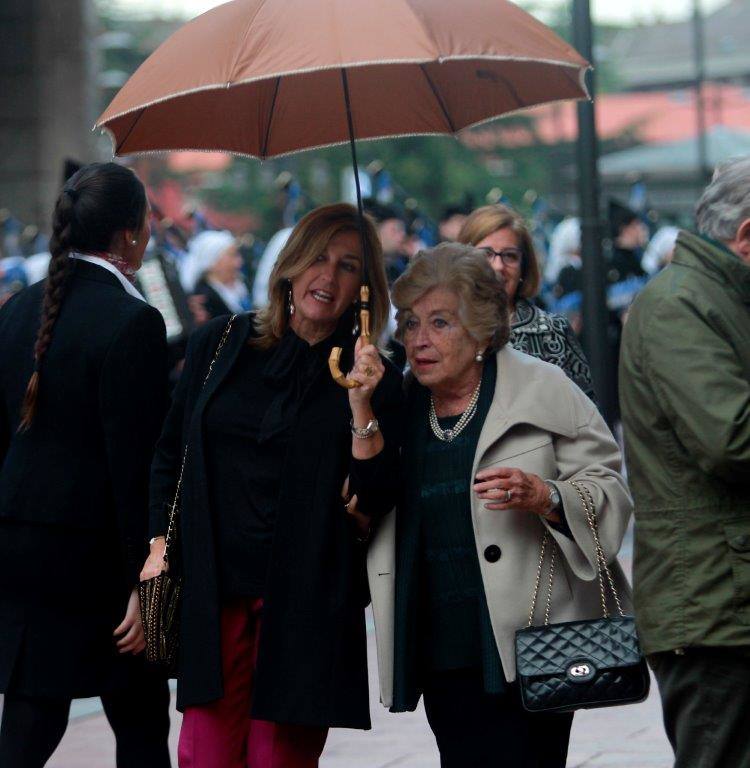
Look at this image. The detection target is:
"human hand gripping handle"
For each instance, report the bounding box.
[329,285,372,388]
[348,336,386,463]
[347,336,385,410]
[473,467,561,524]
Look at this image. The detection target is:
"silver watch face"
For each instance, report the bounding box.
[547,483,561,507]
[353,418,379,437]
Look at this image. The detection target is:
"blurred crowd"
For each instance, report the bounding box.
[0,166,681,391]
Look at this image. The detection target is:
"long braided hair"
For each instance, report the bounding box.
[19,162,147,431]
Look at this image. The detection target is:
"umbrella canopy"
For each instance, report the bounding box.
[96,0,589,159]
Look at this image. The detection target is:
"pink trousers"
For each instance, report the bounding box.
[178,597,328,768]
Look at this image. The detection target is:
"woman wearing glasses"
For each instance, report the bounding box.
[458,205,596,403]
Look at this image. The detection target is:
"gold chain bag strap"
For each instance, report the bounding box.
[140,315,237,670]
[514,480,650,713]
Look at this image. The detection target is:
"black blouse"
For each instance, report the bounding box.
[203,327,382,596]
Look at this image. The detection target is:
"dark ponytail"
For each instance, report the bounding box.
[18,162,147,431]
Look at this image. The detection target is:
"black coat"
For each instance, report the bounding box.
[149,313,403,727]
[0,260,169,696]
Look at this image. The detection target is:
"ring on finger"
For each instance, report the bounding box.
[505,489,512,503]
[364,365,374,377]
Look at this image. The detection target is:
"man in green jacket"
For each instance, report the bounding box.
[620,156,750,768]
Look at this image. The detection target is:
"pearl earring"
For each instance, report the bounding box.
[475,351,484,362]
[131,239,137,245]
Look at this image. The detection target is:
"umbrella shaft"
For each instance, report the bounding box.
[341,68,370,287]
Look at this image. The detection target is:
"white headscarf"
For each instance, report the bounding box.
[642,226,679,275]
[545,218,581,284]
[252,227,293,309]
[180,230,236,292]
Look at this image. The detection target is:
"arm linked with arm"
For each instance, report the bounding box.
[348,365,404,522]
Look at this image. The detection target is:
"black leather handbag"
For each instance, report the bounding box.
[514,480,650,714]
[139,314,236,671]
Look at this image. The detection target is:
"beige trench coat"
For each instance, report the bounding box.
[367,346,633,708]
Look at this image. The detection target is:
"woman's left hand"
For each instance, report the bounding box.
[347,337,385,409]
[341,476,372,539]
[113,587,146,655]
[473,467,555,519]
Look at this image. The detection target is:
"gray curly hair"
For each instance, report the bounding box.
[695,156,750,241]
[391,242,509,351]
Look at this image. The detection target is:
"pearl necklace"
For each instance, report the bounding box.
[429,378,482,442]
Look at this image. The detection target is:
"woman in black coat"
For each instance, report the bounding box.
[140,203,402,768]
[0,163,171,768]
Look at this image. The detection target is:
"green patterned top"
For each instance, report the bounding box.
[416,356,505,693]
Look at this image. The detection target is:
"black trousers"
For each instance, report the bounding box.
[650,646,750,768]
[423,668,573,768]
[0,673,171,768]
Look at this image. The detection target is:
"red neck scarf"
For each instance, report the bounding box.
[88,251,138,284]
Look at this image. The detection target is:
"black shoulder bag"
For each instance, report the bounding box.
[514,480,650,713]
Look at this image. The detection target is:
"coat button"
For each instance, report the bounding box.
[484,545,501,563]
[730,534,750,551]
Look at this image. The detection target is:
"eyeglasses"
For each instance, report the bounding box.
[481,246,523,268]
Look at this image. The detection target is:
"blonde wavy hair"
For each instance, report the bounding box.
[252,203,389,349]
[457,204,541,300]
[392,243,509,351]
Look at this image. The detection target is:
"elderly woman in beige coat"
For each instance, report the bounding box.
[366,244,632,768]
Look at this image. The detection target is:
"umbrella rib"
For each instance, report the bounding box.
[261,76,281,160]
[226,0,270,86]
[98,57,587,127]
[419,65,456,134]
[113,108,146,155]
[106,94,587,162]
[496,73,524,109]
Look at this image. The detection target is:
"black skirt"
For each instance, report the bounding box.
[0,520,145,698]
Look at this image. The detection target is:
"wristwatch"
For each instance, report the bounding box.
[542,481,562,518]
[351,418,380,439]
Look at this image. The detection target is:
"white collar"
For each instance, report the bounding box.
[69,253,146,303]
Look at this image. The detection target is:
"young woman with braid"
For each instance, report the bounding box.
[0,163,172,768]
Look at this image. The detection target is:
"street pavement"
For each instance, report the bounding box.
[40,632,671,768]
[32,526,672,766]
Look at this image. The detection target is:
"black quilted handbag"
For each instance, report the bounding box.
[139,315,236,671]
[514,481,650,714]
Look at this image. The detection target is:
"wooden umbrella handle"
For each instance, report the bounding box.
[329,285,371,388]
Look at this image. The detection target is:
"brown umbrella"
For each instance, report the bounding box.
[97,0,589,385]
[97,0,587,158]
